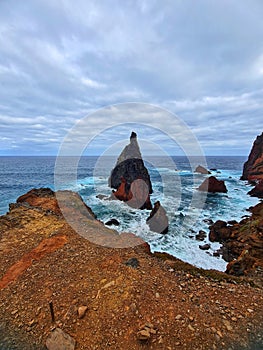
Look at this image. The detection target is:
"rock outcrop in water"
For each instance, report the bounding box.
[241,132,263,181]
[195,165,211,174]
[248,179,263,198]
[146,201,169,234]
[198,176,227,193]
[109,132,152,210]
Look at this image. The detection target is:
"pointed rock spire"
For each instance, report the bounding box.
[109,132,152,209]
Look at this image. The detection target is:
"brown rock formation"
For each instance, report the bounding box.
[15,188,96,220]
[248,179,263,198]
[198,176,227,193]
[241,132,263,181]
[146,201,169,234]
[209,203,263,279]
[109,132,152,210]
[195,165,211,174]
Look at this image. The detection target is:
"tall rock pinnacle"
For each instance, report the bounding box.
[109,132,152,210]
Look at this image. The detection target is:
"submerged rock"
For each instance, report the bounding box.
[241,132,263,181]
[146,201,169,234]
[109,132,152,209]
[198,176,227,193]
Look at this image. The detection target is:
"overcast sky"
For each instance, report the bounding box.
[0,0,263,156]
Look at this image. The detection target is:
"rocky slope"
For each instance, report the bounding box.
[0,188,262,349]
[241,132,263,181]
[209,202,263,284]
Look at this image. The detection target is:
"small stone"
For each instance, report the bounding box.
[125,258,139,268]
[217,330,223,338]
[78,306,88,319]
[223,320,233,331]
[11,309,18,315]
[155,292,160,298]
[199,243,211,250]
[188,325,195,331]
[189,316,194,322]
[247,308,254,313]
[28,319,36,327]
[175,314,183,320]
[130,303,137,312]
[137,329,151,341]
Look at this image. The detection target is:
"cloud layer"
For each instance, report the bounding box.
[0,0,263,155]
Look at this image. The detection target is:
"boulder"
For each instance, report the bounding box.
[105,218,120,226]
[209,220,231,242]
[198,176,227,193]
[241,132,263,181]
[248,179,263,198]
[109,132,152,209]
[195,165,211,174]
[146,201,169,234]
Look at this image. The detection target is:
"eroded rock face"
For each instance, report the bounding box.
[109,132,153,209]
[198,176,227,193]
[146,201,169,234]
[241,132,263,181]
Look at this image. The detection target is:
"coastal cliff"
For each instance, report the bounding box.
[241,132,263,181]
[0,189,262,349]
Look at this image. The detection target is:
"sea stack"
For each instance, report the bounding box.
[241,132,263,181]
[109,132,153,210]
[146,201,169,234]
[198,176,228,193]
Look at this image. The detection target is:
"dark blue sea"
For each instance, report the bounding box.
[0,156,259,270]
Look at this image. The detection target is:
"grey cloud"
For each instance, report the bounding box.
[0,0,262,155]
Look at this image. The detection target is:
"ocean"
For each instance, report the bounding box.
[0,156,259,271]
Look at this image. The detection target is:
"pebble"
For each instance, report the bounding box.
[223,320,233,331]
[188,325,195,331]
[78,306,88,319]
[137,329,150,341]
[175,314,183,320]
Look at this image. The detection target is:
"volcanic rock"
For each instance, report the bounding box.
[195,165,211,174]
[109,132,152,210]
[209,220,231,242]
[146,201,169,234]
[241,132,263,181]
[198,176,227,193]
[105,218,120,226]
[248,180,263,198]
[208,203,263,279]
[16,188,96,220]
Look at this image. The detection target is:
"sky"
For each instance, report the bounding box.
[0,0,263,156]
